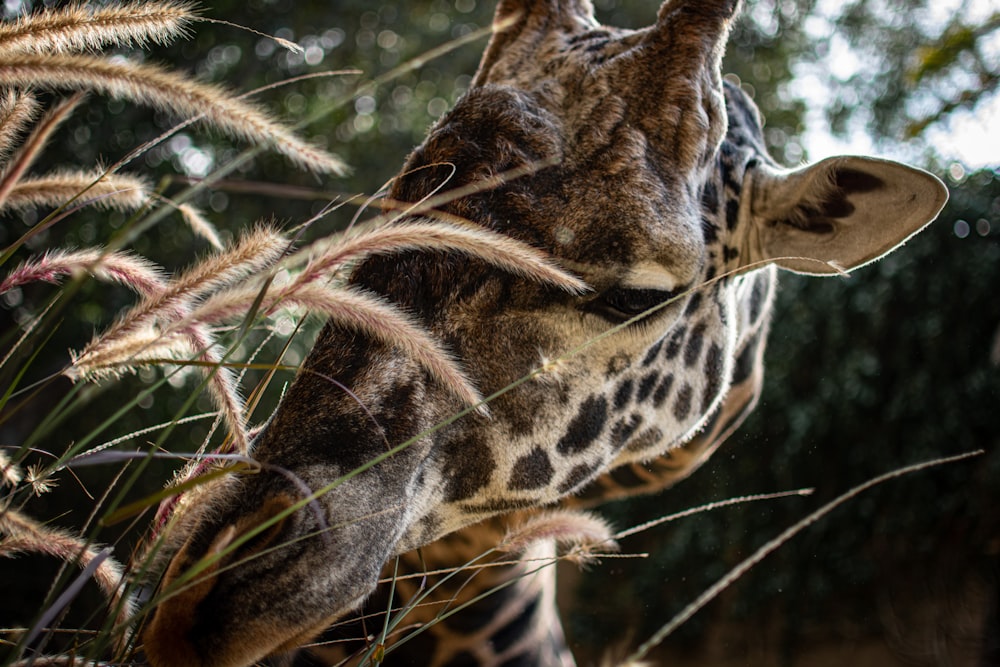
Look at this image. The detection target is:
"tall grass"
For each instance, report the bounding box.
[0,3,325,663]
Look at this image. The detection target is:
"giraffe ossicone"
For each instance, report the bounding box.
[141,0,947,665]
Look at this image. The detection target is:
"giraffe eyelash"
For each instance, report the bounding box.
[584,285,684,323]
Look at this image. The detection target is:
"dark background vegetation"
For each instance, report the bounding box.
[1,0,997,665]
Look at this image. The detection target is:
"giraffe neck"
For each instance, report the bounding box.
[302,521,574,667]
[296,265,773,667]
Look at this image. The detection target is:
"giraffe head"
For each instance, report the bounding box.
[141,1,947,665]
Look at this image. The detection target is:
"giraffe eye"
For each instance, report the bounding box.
[589,286,681,322]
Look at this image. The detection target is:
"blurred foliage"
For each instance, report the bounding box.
[0,0,997,661]
[832,0,999,144]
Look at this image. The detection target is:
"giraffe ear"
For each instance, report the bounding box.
[741,156,948,275]
[473,0,597,86]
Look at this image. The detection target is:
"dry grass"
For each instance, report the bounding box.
[0,1,196,56]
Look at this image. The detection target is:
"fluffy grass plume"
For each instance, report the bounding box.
[500,509,616,560]
[68,225,288,378]
[0,508,134,636]
[0,90,40,159]
[62,228,292,454]
[2,170,149,211]
[0,1,343,174]
[0,248,165,296]
[0,54,346,175]
[0,93,85,210]
[191,280,484,407]
[301,220,590,295]
[0,1,196,56]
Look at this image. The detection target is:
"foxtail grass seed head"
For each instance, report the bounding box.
[66,328,193,382]
[0,93,85,209]
[500,510,616,559]
[0,54,347,174]
[176,201,223,249]
[23,464,58,496]
[0,169,221,252]
[71,225,287,375]
[0,1,197,57]
[0,90,40,159]
[186,280,483,407]
[0,509,134,632]
[156,223,287,306]
[0,248,166,297]
[0,450,23,487]
[1,170,149,212]
[303,221,589,295]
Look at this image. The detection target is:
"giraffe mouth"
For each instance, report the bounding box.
[140,473,400,667]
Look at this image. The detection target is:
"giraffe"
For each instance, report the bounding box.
[139,0,948,665]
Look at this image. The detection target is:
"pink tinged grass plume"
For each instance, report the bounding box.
[67,322,249,453]
[0,248,165,296]
[186,280,483,407]
[2,171,221,248]
[499,509,616,562]
[0,509,134,635]
[66,228,288,453]
[70,225,287,371]
[174,201,223,249]
[303,221,589,295]
[2,170,150,212]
